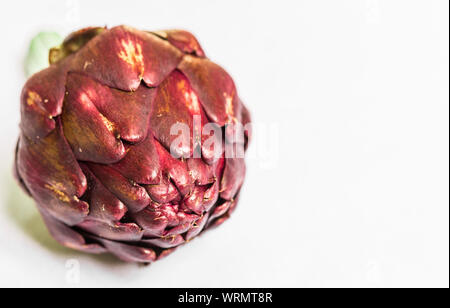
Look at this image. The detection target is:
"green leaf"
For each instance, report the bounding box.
[24,32,63,78]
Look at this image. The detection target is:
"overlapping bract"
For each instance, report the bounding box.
[14,26,250,263]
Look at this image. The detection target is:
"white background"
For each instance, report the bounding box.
[0,0,448,288]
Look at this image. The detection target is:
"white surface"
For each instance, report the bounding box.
[0,0,448,288]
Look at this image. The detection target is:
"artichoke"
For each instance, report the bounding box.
[14,26,251,263]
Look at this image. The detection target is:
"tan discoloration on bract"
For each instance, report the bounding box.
[79,91,117,137]
[83,61,92,70]
[156,86,171,115]
[118,39,144,76]
[186,91,201,114]
[26,91,42,106]
[176,79,187,91]
[177,80,201,114]
[23,130,84,199]
[99,112,115,134]
[45,183,71,203]
[63,100,116,161]
[224,92,237,123]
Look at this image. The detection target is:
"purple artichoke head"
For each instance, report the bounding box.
[14,26,251,263]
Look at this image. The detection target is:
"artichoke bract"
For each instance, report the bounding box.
[14,26,251,263]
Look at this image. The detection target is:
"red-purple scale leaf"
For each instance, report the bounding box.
[220,158,246,200]
[142,235,185,249]
[209,200,232,222]
[95,238,157,263]
[154,139,194,196]
[187,158,216,185]
[13,141,31,196]
[79,163,127,222]
[66,73,156,144]
[228,194,239,215]
[164,223,192,237]
[111,136,161,185]
[152,30,206,57]
[179,55,240,126]
[182,186,207,215]
[159,204,180,227]
[132,206,168,238]
[208,198,239,228]
[70,25,183,91]
[112,135,191,200]
[62,75,126,164]
[41,212,106,253]
[87,163,150,213]
[144,177,180,204]
[16,124,88,226]
[77,219,143,242]
[20,56,73,139]
[150,70,208,158]
[203,182,219,212]
[157,248,177,260]
[186,213,209,241]
[163,212,199,236]
[241,101,252,145]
